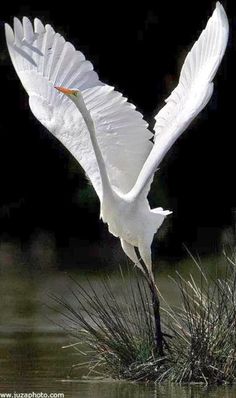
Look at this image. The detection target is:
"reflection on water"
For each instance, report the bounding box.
[0,242,235,397]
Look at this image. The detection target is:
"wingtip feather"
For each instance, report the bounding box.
[13,16,22,27]
[5,23,14,45]
[34,17,45,33]
[218,3,229,32]
[13,17,23,41]
[23,16,30,23]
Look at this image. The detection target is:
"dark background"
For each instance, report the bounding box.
[0,0,235,268]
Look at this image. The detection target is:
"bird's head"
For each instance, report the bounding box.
[55,86,80,99]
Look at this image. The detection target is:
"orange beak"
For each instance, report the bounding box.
[55,86,79,95]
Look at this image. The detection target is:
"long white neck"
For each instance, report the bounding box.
[72,92,114,202]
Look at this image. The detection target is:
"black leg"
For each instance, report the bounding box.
[148,276,164,357]
[134,247,165,356]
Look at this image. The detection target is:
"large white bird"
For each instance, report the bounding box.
[5,3,228,280]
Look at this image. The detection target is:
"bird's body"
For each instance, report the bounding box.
[55,87,169,272]
[102,191,166,267]
[5,2,229,277]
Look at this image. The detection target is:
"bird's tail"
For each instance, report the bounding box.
[151,207,172,230]
[137,207,172,276]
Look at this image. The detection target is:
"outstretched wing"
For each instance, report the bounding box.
[5,17,153,200]
[127,2,228,201]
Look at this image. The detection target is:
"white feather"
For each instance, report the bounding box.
[5,17,153,200]
[127,2,229,201]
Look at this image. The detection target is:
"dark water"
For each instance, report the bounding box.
[0,242,235,397]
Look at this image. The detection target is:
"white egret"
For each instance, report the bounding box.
[5,2,228,355]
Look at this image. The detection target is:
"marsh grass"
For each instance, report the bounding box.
[51,268,166,380]
[162,251,236,384]
[52,252,236,384]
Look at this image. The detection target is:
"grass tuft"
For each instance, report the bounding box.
[51,268,165,380]
[51,253,236,384]
[163,251,236,384]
